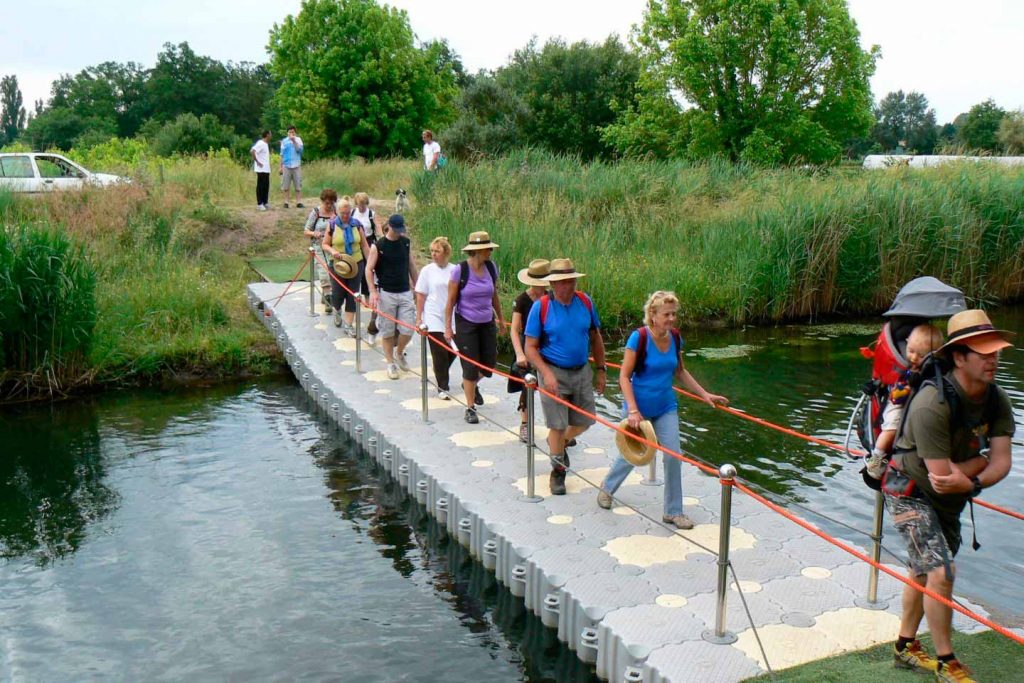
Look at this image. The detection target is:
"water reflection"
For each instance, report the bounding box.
[0,400,117,564]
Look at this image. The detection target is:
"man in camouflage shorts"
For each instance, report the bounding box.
[881,310,1015,682]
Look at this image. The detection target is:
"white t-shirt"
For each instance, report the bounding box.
[352,207,375,238]
[415,262,457,331]
[423,141,441,169]
[251,139,270,173]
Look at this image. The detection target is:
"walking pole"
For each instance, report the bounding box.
[856,490,889,610]
[308,244,317,317]
[703,463,738,644]
[355,300,363,373]
[419,323,430,423]
[520,374,542,503]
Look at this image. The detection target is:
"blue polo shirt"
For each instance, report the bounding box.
[525,293,600,368]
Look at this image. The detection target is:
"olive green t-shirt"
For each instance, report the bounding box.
[896,374,1015,521]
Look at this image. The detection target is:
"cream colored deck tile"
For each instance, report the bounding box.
[547,515,573,525]
[450,430,520,448]
[612,506,637,516]
[602,533,708,566]
[683,496,700,506]
[512,467,641,496]
[340,360,355,367]
[731,580,762,593]
[314,323,327,330]
[400,396,461,411]
[735,623,842,670]
[332,338,357,352]
[655,594,688,608]
[364,369,398,382]
[471,459,494,468]
[583,447,605,455]
[374,389,391,395]
[813,607,900,649]
[801,566,832,579]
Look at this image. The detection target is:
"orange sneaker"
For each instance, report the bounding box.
[893,640,938,672]
[935,659,976,682]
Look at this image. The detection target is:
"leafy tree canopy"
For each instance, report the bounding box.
[267,0,459,157]
[997,109,1024,155]
[610,0,878,164]
[873,90,937,154]
[441,74,530,159]
[957,98,1006,152]
[1,75,27,146]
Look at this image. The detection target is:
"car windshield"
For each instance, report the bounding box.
[0,156,34,178]
[35,156,86,179]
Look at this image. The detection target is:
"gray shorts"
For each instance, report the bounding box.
[884,492,959,576]
[377,290,414,338]
[539,363,596,432]
[281,166,302,191]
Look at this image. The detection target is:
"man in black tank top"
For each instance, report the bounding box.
[365,214,419,379]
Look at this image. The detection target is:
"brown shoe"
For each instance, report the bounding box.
[549,469,566,495]
[597,490,613,509]
[662,514,695,530]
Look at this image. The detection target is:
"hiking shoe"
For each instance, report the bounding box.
[296,202,305,208]
[396,352,410,372]
[519,422,529,443]
[324,303,332,315]
[662,514,695,530]
[597,490,613,509]
[438,389,451,401]
[257,205,267,212]
[283,202,289,208]
[566,438,577,447]
[343,323,357,338]
[387,363,400,380]
[366,333,376,346]
[893,640,938,673]
[935,659,975,682]
[549,469,567,495]
[464,408,479,424]
[474,388,484,405]
[333,309,342,327]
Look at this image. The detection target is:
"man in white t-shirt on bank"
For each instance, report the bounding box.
[422,130,441,170]
[250,130,271,211]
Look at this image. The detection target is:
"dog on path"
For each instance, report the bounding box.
[395,188,409,214]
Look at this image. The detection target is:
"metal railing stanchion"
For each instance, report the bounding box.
[354,301,363,373]
[641,451,662,486]
[419,324,430,423]
[519,374,542,503]
[856,490,889,610]
[308,245,317,317]
[703,463,738,644]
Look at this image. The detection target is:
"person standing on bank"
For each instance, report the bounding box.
[510,259,550,442]
[366,215,418,379]
[422,130,441,171]
[524,258,606,495]
[882,309,1014,682]
[445,232,505,424]
[323,197,370,334]
[415,237,459,400]
[250,129,272,211]
[280,125,304,208]
[597,291,728,529]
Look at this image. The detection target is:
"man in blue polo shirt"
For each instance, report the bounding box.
[525,258,607,495]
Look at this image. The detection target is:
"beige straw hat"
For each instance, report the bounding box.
[544,257,586,282]
[517,259,551,287]
[331,253,358,279]
[615,418,658,467]
[939,309,1014,355]
[462,231,500,251]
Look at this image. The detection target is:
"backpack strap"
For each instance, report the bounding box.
[634,326,683,376]
[457,259,498,302]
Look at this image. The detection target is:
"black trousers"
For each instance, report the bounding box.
[454,314,496,382]
[330,259,365,313]
[427,331,457,392]
[255,172,270,206]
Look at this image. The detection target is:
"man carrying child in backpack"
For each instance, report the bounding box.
[882,310,1015,682]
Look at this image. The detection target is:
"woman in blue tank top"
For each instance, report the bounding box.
[598,291,728,529]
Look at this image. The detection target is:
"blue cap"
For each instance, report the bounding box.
[388,214,406,232]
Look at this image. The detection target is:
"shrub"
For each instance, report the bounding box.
[151,113,246,159]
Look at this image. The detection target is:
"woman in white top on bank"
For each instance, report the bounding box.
[414,237,458,398]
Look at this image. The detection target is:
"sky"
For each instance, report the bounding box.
[2,0,1022,124]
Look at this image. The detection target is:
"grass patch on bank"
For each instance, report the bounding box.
[742,630,1022,682]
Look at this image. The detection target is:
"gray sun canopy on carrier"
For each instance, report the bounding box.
[883,276,967,319]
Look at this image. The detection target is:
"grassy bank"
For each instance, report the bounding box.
[411,152,1024,327]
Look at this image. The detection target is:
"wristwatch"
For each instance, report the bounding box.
[970,476,983,498]
[595,364,607,372]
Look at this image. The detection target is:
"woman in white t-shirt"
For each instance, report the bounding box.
[414,236,458,398]
[351,192,378,299]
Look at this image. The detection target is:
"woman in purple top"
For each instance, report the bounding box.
[445,231,506,424]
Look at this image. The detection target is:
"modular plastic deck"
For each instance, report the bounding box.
[248,282,1001,682]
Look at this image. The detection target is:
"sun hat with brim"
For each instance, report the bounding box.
[462,231,499,251]
[332,253,358,279]
[615,418,658,467]
[517,259,551,287]
[939,309,1015,354]
[544,258,586,282]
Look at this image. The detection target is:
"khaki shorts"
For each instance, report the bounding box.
[281,166,302,191]
[539,364,596,432]
[377,290,414,338]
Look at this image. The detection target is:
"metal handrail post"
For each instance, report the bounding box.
[355,302,363,373]
[419,324,430,423]
[856,490,889,610]
[308,245,317,317]
[702,463,738,644]
[641,451,662,486]
[520,374,542,503]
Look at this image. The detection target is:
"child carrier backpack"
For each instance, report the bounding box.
[850,321,911,455]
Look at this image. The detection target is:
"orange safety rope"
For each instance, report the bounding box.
[293,253,1024,643]
[258,253,316,311]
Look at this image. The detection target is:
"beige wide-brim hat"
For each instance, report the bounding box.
[462,231,500,251]
[615,418,658,467]
[939,309,1015,355]
[544,257,586,282]
[332,253,358,280]
[517,259,551,287]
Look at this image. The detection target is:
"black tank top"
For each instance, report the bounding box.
[376,236,411,293]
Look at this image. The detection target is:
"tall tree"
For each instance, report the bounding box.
[496,37,641,159]
[268,0,459,157]
[48,62,147,138]
[872,90,938,154]
[441,74,530,159]
[145,42,228,126]
[957,99,1006,152]
[997,109,1024,154]
[610,0,878,164]
[0,75,27,146]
